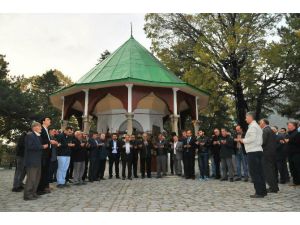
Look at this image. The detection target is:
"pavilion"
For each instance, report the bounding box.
[50,34,209,135]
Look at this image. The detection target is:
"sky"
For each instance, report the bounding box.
[0,14,151,82]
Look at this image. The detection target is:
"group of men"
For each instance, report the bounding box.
[11,113,300,200]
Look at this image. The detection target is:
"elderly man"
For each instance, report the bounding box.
[237,112,267,198]
[72,131,87,185]
[259,119,279,193]
[23,122,48,201]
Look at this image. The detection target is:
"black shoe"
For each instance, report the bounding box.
[12,187,23,192]
[37,191,47,195]
[141,176,145,179]
[234,177,241,181]
[244,177,249,182]
[134,176,139,178]
[116,176,120,179]
[101,178,106,180]
[63,183,71,188]
[220,178,227,181]
[147,176,152,178]
[229,178,234,182]
[250,194,265,198]
[57,184,64,188]
[267,188,279,193]
[128,177,132,180]
[24,196,36,201]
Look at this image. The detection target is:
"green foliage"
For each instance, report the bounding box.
[144,13,291,130]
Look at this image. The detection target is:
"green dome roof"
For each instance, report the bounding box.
[76,36,185,85]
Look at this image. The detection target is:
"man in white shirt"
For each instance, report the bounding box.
[237,112,267,198]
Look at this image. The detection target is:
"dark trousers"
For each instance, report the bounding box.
[24,166,41,198]
[109,154,120,177]
[132,156,138,177]
[183,152,195,178]
[198,153,209,178]
[276,157,289,183]
[66,156,74,181]
[122,156,132,178]
[263,156,279,191]
[13,156,26,189]
[213,153,221,178]
[89,158,99,181]
[49,160,58,183]
[289,153,300,185]
[140,157,151,178]
[170,152,174,174]
[37,156,50,192]
[98,159,106,179]
[248,151,267,196]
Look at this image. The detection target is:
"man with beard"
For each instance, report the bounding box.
[210,128,221,179]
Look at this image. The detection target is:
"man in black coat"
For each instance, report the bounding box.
[23,122,48,200]
[12,131,27,192]
[97,133,108,180]
[140,133,153,178]
[154,134,169,178]
[210,128,222,179]
[131,134,140,178]
[220,128,235,182]
[72,131,87,185]
[259,118,279,193]
[120,134,134,180]
[88,132,100,182]
[107,133,121,179]
[286,121,300,186]
[37,117,58,195]
[182,130,197,179]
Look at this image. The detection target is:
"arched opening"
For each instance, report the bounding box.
[118,119,144,134]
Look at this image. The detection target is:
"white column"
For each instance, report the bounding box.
[126,84,133,112]
[83,89,89,116]
[172,87,179,115]
[61,96,65,120]
[125,84,134,135]
[195,96,199,120]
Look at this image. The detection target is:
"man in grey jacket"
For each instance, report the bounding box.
[171,135,183,176]
[259,118,279,193]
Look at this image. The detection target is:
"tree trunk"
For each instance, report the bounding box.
[234,82,249,131]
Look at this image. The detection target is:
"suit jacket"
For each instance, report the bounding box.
[140,140,153,159]
[154,140,169,156]
[120,141,134,160]
[107,139,121,156]
[262,125,277,159]
[97,139,108,160]
[41,126,51,159]
[171,141,183,160]
[287,129,300,156]
[131,140,140,159]
[88,138,99,159]
[24,132,43,168]
[210,135,221,156]
[182,136,197,155]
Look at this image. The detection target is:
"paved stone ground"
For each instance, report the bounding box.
[0,168,300,212]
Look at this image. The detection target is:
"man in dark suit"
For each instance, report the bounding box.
[154,134,169,178]
[97,133,108,180]
[131,134,140,178]
[24,122,48,200]
[259,118,279,193]
[140,133,153,178]
[37,117,58,195]
[120,134,134,180]
[88,132,100,182]
[108,133,121,179]
[182,130,197,179]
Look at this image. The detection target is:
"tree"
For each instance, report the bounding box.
[144,13,283,130]
[275,14,300,120]
[97,50,111,64]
